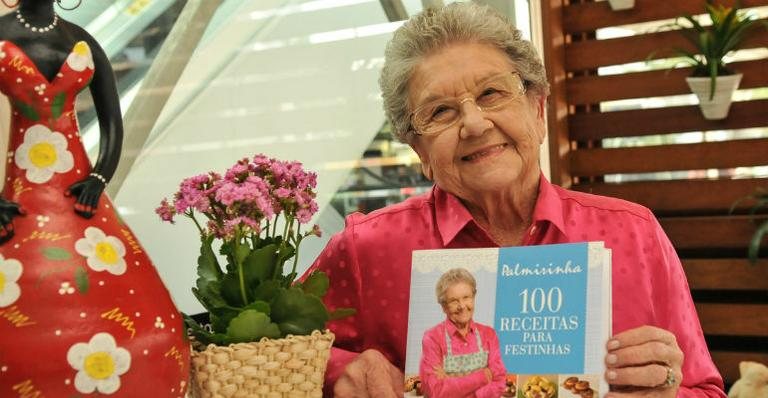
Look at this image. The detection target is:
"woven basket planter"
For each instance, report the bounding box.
[190,330,335,398]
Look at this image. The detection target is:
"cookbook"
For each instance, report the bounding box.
[403,242,612,398]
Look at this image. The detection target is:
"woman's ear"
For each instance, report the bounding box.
[531,94,548,144]
[411,140,433,181]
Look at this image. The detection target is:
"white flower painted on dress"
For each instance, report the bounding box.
[67,332,131,394]
[14,124,74,184]
[0,255,22,307]
[66,41,94,72]
[75,227,127,276]
[0,42,6,60]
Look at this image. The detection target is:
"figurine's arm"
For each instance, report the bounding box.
[0,18,25,243]
[0,199,24,244]
[65,27,123,219]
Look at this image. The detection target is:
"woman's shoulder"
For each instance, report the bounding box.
[422,320,447,341]
[345,189,434,226]
[551,184,654,222]
[473,321,498,335]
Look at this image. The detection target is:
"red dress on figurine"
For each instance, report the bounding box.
[0,40,189,396]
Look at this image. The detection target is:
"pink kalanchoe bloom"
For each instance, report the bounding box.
[296,209,312,224]
[206,219,225,239]
[155,198,176,223]
[224,160,250,182]
[301,171,318,189]
[310,224,322,238]
[174,173,216,213]
[253,154,270,167]
[213,175,275,222]
[274,187,291,199]
[269,161,290,186]
[224,216,261,234]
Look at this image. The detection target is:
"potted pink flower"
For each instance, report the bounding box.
[157,154,353,397]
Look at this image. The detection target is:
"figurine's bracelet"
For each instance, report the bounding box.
[89,172,107,185]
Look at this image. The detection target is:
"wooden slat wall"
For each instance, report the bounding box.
[564,22,768,70]
[542,0,768,389]
[569,100,768,140]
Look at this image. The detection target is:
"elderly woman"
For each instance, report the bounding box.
[419,268,506,398]
[305,3,726,398]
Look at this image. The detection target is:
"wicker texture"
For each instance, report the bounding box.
[190,330,335,398]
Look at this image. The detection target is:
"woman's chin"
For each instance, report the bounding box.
[463,173,521,194]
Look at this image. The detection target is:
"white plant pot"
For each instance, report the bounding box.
[608,0,635,10]
[685,74,742,120]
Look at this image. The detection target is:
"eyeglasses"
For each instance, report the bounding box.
[444,293,475,309]
[409,72,528,137]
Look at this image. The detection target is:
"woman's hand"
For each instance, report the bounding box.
[483,367,493,383]
[334,349,404,398]
[0,198,24,244]
[65,175,105,219]
[434,366,447,379]
[604,325,683,398]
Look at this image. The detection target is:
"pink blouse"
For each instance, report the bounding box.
[420,319,507,398]
[306,175,726,397]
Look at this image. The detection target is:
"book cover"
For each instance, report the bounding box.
[404,242,611,398]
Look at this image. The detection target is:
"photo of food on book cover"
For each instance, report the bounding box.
[403,242,612,398]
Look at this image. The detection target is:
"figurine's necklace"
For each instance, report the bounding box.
[15,9,58,33]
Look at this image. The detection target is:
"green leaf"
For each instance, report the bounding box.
[243,300,271,315]
[278,243,296,264]
[329,307,357,320]
[243,243,279,285]
[272,243,296,283]
[221,273,246,307]
[251,280,282,302]
[226,309,280,343]
[197,235,222,282]
[280,272,297,288]
[42,247,72,261]
[209,309,240,334]
[51,92,66,120]
[218,241,238,274]
[13,100,39,121]
[192,280,228,312]
[74,266,89,294]
[271,287,329,336]
[183,313,229,346]
[748,220,768,265]
[235,242,250,265]
[301,271,329,298]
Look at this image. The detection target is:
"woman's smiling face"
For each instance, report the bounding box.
[442,281,476,327]
[407,42,546,199]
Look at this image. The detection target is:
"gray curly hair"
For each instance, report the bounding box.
[436,268,477,306]
[379,2,549,143]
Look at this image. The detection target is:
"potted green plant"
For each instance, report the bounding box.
[670,0,765,119]
[156,154,354,397]
[731,186,768,264]
[608,0,635,11]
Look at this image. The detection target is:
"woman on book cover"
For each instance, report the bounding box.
[304,2,726,397]
[0,0,189,396]
[418,268,506,398]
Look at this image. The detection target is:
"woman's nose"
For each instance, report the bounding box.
[459,99,492,138]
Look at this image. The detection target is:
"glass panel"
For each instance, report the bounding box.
[327,0,534,217]
[36,0,533,313]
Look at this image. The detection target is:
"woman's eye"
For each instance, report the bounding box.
[430,105,455,121]
[478,88,504,104]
